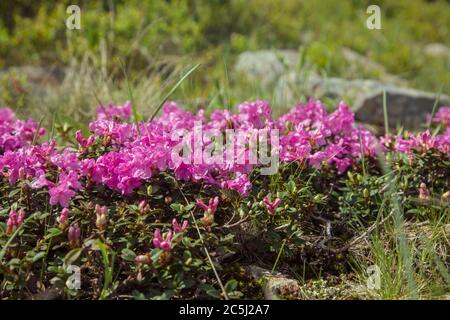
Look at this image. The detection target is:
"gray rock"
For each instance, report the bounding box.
[340,47,408,86]
[275,72,449,130]
[234,50,299,88]
[235,50,449,130]
[246,265,300,300]
[424,43,450,59]
[355,87,450,130]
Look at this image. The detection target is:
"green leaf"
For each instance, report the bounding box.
[121,248,136,261]
[8,189,20,198]
[7,258,21,266]
[151,249,163,262]
[224,279,238,292]
[32,251,47,263]
[132,290,146,300]
[286,180,296,194]
[150,63,201,122]
[199,283,221,299]
[170,203,183,213]
[45,228,62,240]
[63,248,83,266]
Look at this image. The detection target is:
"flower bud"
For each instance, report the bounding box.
[419,183,430,201]
[135,254,151,265]
[58,208,70,228]
[95,204,109,230]
[6,209,24,235]
[17,208,25,225]
[68,223,81,248]
[138,200,150,215]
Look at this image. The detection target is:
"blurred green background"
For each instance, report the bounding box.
[0,0,449,125]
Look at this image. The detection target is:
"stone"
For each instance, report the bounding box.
[246,265,301,300]
[235,50,450,130]
[234,50,299,88]
[424,43,450,59]
[340,47,407,86]
[275,72,449,130]
[354,87,450,130]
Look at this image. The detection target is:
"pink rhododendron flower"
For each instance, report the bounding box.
[96,101,132,121]
[0,107,45,152]
[1,100,448,208]
[48,172,81,208]
[430,106,450,128]
[263,196,281,215]
[75,130,95,149]
[153,229,173,251]
[138,200,150,215]
[196,196,219,215]
[221,173,252,196]
[172,218,189,233]
[17,208,25,225]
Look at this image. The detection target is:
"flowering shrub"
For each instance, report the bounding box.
[0,99,382,206]
[0,101,448,299]
[0,107,45,153]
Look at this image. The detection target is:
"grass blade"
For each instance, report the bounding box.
[149,63,201,122]
[175,182,229,300]
[118,58,142,134]
[358,131,367,176]
[383,90,389,134]
[271,239,287,274]
[428,86,443,129]
[375,146,418,299]
[32,115,45,145]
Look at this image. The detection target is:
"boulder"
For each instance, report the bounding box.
[246,265,301,300]
[424,43,450,59]
[234,50,299,88]
[340,47,407,86]
[275,72,449,130]
[354,87,450,130]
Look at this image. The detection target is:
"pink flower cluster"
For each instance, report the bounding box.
[390,106,450,155]
[430,106,450,130]
[1,101,448,209]
[96,101,132,121]
[392,130,450,155]
[0,107,45,152]
[153,228,173,251]
[276,100,378,173]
